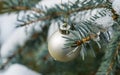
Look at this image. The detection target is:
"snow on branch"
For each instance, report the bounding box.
[0,64,41,75]
[0,12,44,66]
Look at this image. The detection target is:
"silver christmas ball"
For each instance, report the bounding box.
[48,30,80,62]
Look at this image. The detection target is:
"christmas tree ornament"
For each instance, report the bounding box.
[48,24,80,62]
[112,0,120,15]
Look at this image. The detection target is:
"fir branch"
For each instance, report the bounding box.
[20,3,109,26]
[96,31,120,75]
[20,16,51,26]
[6,2,109,15]
[106,43,120,75]
[68,4,108,15]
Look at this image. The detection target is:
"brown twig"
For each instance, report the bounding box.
[68,4,108,15]
[111,9,119,20]
[0,48,23,69]
[75,33,98,46]
[11,6,44,13]
[106,43,120,75]
[20,16,51,26]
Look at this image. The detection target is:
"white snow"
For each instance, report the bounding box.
[0,14,17,45]
[95,15,114,29]
[1,26,31,58]
[0,14,44,63]
[0,64,41,75]
[112,0,120,15]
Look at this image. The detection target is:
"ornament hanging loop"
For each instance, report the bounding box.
[59,0,70,35]
[59,23,70,35]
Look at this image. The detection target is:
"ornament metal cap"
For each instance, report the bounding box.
[59,23,70,35]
